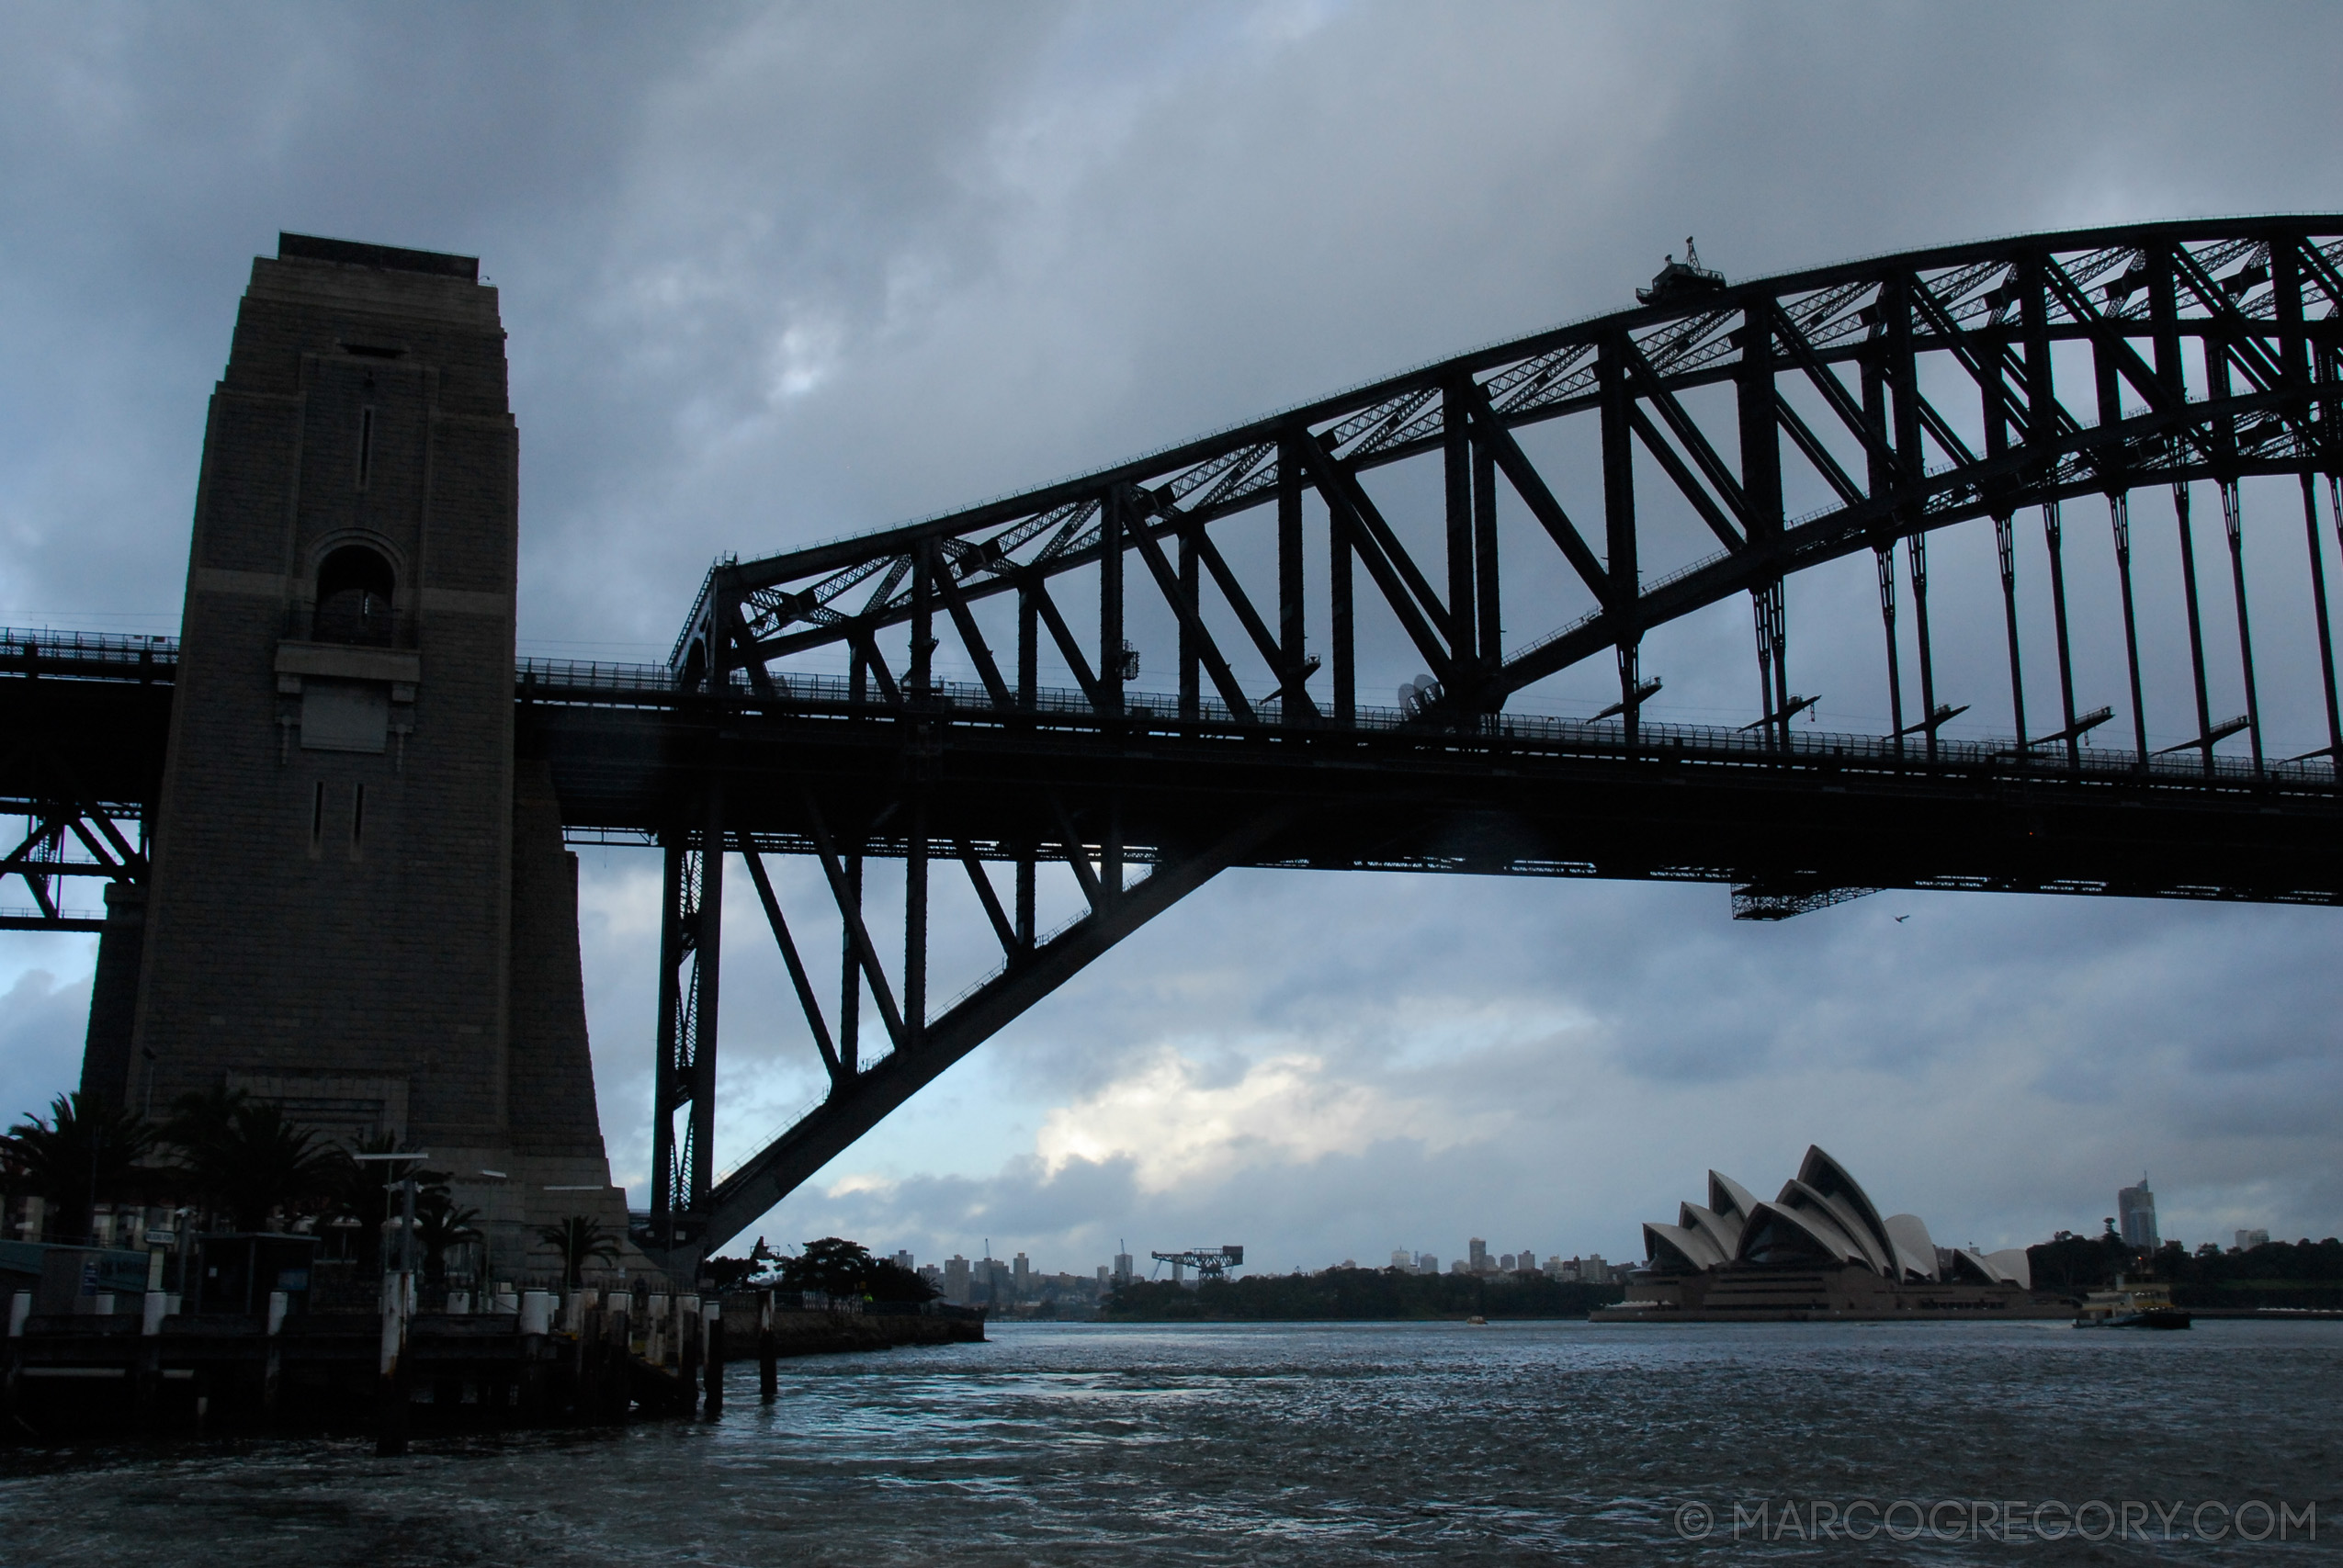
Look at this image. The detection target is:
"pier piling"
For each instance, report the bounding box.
[757,1290,776,1403]
[377,1270,411,1458]
[703,1299,723,1416]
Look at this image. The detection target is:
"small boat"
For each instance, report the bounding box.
[2074,1279,2191,1329]
[1466,1314,1488,1325]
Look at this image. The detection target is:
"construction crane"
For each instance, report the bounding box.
[1149,1246,1244,1283]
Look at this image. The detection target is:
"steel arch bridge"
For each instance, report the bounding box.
[7,218,2343,1266]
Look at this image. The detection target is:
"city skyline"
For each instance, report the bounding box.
[784,1157,2303,1289]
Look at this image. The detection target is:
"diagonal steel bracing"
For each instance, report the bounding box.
[697,803,1300,1251]
[622,216,2343,1261]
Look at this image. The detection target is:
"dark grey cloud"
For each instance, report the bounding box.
[0,964,91,1132]
[4,2,2341,1271]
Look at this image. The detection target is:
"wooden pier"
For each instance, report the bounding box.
[3,1286,983,1445]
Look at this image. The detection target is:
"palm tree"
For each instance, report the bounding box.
[412,1187,481,1287]
[324,1134,450,1267]
[172,1099,350,1232]
[537,1215,619,1290]
[3,1092,156,1243]
[161,1085,245,1156]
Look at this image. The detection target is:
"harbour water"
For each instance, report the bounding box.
[6,1318,2336,1563]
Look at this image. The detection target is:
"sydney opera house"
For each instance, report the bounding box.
[1593,1146,2067,1321]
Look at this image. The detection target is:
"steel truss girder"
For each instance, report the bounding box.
[697,801,1298,1251]
[671,218,2343,739]
[561,689,2343,1257]
[635,217,2343,1262]
[0,632,171,930]
[0,795,147,931]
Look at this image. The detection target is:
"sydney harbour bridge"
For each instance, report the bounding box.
[6,217,2340,1270]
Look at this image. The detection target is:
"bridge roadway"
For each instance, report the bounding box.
[12,629,2338,1251]
[520,657,2342,910]
[7,631,2338,930]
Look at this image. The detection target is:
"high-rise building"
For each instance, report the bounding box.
[2118,1177,2159,1251]
[1468,1237,1488,1273]
[1013,1252,1031,1299]
[894,1250,914,1272]
[1418,1255,1437,1276]
[1518,1250,1538,1274]
[1390,1248,1411,1270]
[2235,1228,2269,1251]
[1113,1243,1133,1284]
[944,1255,971,1305]
[1499,1253,1516,1272]
[1582,1254,1609,1284]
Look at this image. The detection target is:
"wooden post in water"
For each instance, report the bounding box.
[5,1290,30,1431]
[618,1284,637,1416]
[571,1292,596,1421]
[377,1269,411,1456]
[518,1290,552,1422]
[678,1293,701,1416]
[374,1156,420,1454]
[757,1289,777,1403]
[262,1289,287,1417]
[702,1298,724,1416]
[136,1290,165,1426]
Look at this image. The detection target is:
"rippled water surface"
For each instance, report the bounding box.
[6,1319,2337,1564]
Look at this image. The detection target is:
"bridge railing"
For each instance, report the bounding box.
[516,657,678,694]
[7,643,2321,792]
[0,626,178,677]
[514,656,2332,791]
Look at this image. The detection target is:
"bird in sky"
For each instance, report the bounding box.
[1894,915,1910,923]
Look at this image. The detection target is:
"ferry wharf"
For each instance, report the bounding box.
[3,1284,984,1449]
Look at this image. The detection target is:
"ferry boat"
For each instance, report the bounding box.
[2074,1278,2191,1329]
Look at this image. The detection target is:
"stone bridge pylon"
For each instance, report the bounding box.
[79,234,635,1272]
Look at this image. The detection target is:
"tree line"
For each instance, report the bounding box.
[2029,1229,2343,1307]
[1104,1267,1627,1321]
[705,1236,938,1303]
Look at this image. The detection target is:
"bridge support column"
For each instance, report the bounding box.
[1993,512,2027,756]
[2300,473,2343,774]
[2110,495,2149,764]
[2043,502,2080,767]
[2174,482,2217,774]
[649,777,723,1268]
[75,881,146,1109]
[650,841,685,1242]
[2218,481,2265,773]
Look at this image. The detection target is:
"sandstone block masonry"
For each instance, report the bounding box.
[86,234,633,1274]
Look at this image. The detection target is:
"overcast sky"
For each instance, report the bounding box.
[4,2,2340,1276]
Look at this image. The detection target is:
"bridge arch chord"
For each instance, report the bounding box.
[644,219,2343,1259]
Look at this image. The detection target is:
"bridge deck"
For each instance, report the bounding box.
[5,635,2337,931]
